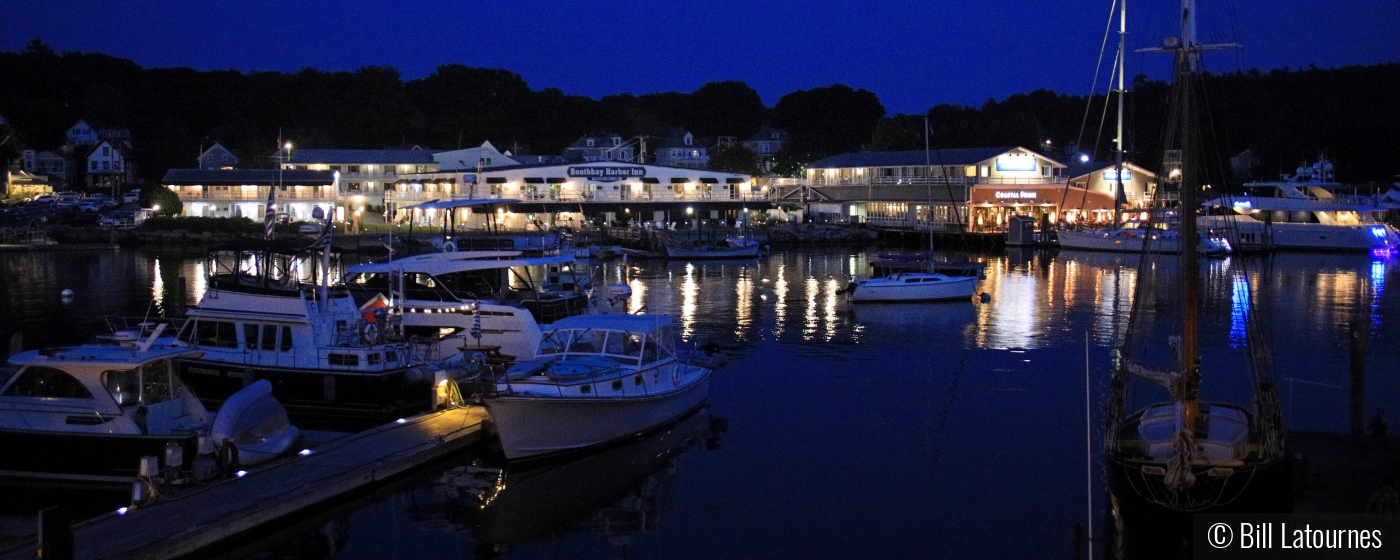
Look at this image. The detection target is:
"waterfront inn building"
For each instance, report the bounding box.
[163,169,337,221]
[390,161,764,230]
[773,146,1153,232]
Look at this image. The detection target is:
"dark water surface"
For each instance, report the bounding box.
[1,247,1395,559]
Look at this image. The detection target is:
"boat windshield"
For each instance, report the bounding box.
[99,359,174,407]
[539,328,660,365]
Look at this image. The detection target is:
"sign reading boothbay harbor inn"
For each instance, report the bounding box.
[391,162,765,230]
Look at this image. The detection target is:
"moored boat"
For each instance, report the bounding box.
[0,343,299,485]
[845,272,978,303]
[481,314,712,461]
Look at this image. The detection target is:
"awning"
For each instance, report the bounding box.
[641,178,660,184]
[670,178,690,184]
[523,177,545,184]
[547,177,568,183]
[699,177,719,184]
[485,177,507,184]
[725,178,745,184]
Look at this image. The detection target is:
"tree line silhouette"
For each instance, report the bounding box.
[1,39,1395,188]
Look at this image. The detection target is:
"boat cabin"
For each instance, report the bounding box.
[537,315,677,367]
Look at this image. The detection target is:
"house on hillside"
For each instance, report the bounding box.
[85,140,135,190]
[653,131,708,169]
[563,134,634,162]
[199,143,239,169]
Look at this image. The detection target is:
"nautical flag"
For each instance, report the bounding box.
[307,209,333,250]
[470,301,482,340]
[263,186,276,239]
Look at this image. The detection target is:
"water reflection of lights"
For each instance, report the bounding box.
[151,258,164,309]
[803,276,819,341]
[1369,259,1387,328]
[627,278,646,315]
[681,263,697,338]
[824,278,840,342]
[975,258,1040,349]
[1229,274,1250,348]
[735,268,753,339]
[191,262,207,302]
[773,264,787,338]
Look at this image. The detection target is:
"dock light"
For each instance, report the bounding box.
[117,507,129,516]
[686,207,694,215]
[1078,154,1090,163]
[152,204,160,212]
[235,470,247,478]
[396,418,407,424]
[299,449,312,457]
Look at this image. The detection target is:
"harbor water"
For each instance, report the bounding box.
[0,246,1395,558]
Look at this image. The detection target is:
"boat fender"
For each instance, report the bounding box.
[442,240,457,253]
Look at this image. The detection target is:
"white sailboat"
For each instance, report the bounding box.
[846,118,980,303]
[1056,0,1231,256]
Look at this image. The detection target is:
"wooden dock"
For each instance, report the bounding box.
[0,406,491,560]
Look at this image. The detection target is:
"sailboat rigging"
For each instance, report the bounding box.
[1104,0,1288,531]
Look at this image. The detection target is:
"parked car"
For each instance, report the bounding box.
[122,189,141,204]
[78,202,102,212]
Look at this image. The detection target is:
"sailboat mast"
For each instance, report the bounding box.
[925,116,933,259]
[1176,0,1202,428]
[1113,0,1127,229]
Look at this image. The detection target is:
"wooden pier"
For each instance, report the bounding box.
[0,406,491,560]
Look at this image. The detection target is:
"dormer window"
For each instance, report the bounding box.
[612,137,621,147]
[683,134,692,146]
[586,139,595,147]
[772,132,781,139]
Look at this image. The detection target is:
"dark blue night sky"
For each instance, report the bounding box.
[3,0,1397,113]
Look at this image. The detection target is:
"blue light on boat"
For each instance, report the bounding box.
[1369,226,1388,239]
[236,470,247,478]
[116,507,129,516]
[1232,200,1252,210]
[299,449,313,457]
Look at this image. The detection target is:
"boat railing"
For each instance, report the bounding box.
[498,355,653,399]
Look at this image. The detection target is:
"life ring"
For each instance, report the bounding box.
[362,322,379,343]
[442,240,457,252]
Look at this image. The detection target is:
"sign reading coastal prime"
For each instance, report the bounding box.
[567,166,646,183]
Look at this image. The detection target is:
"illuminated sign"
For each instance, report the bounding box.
[1102,169,1133,181]
[994,191,1038,199]
[995,156,1039,172]
[567,166,646,183]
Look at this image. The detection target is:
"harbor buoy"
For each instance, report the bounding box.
[979,292,992,303]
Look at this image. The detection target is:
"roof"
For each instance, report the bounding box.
[8,346,204,370]
[744,125,788,143]
[285,149,439,165]
[1066,160,1155,181]
[565,135,625,150]
[546,314,674,333]
[807,147,1047,169]
[163,168,336,186]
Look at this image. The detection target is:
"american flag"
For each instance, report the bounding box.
[263,186,276,239]
[306,210,333,250]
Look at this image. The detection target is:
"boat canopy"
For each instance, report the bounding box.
[544,314,673,335]
[347,254,573,277]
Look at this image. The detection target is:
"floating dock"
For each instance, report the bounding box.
[0,406,490,560]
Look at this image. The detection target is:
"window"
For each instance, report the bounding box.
[384,167,396,176]
[568,329,600,353]
[90,161,97,171]
[296,165,308,170]
[415,165,427,173]
[330,165,341,172]
[102,369,140,406]
[348,165,360,173]
[328,354,359,366]
[642,339,660,364]
[102,161,110,171]
[103,147,110,156]
[367,353,381,366]
[586,139,596,147]
[3,366,92,399]
[280,326,293,352]
[479,157,492,166]
[612,137,621,146]
[244,324,260,349]
[261,325,278,351]
[348,182,362,191]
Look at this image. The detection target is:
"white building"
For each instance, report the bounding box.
[393,161,765,230]
[164,169,336,221]
[279,142,518,212]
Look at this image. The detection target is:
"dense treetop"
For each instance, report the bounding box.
[1,40,1395,186]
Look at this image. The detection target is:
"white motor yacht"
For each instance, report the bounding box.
[1198,159,1400,252]
[345,250,592,361]
[0,343,299,484]
[481,314,712,461]
[1057,223,1232,255]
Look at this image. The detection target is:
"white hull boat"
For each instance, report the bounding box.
[664,244,760,259]
[846,272,977,303]
[1057,228,1232,255]
[482,314,714,460]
